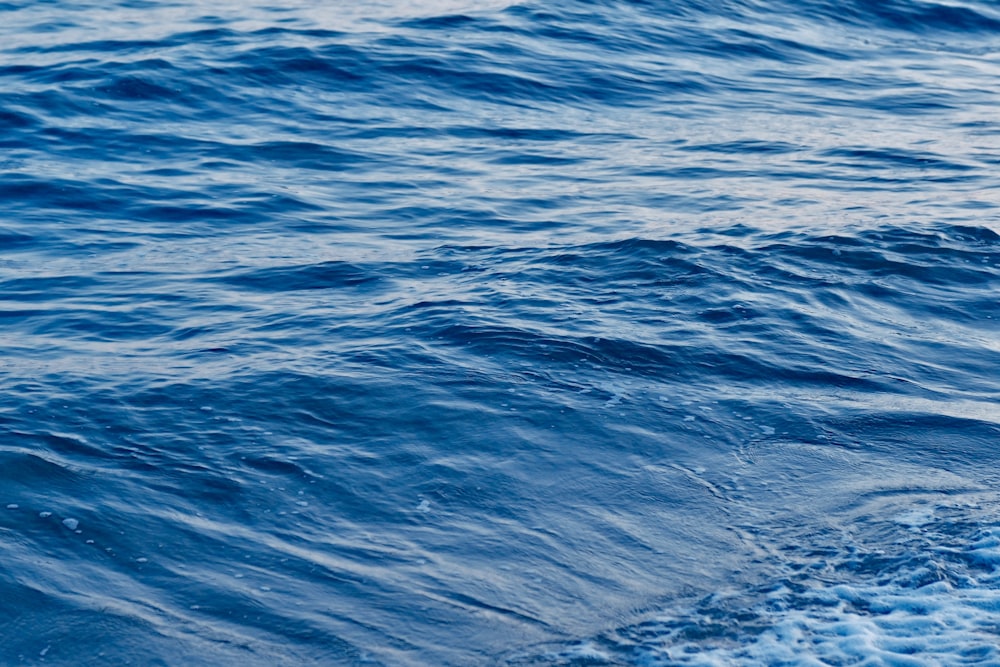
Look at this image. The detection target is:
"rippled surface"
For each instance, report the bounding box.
[2,0,999,664]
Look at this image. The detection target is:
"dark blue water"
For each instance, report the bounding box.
[2,0,999,664]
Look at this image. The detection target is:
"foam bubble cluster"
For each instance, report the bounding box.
[635,528,1000,666]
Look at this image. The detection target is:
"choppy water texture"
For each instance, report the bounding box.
[1,0,999,664]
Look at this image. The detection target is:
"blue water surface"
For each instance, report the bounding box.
[1,0,999,664]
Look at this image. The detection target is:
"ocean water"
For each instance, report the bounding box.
[1,0,999,664]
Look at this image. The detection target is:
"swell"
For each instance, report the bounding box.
[1,0,999,664]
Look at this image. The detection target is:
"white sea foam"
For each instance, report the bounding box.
[530,489,1000,667]
[630,524,1000,666]
[638,579,1000,665]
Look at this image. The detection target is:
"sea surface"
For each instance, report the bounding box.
[1,0,999,664]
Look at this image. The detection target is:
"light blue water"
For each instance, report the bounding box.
[1,0,999,664]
